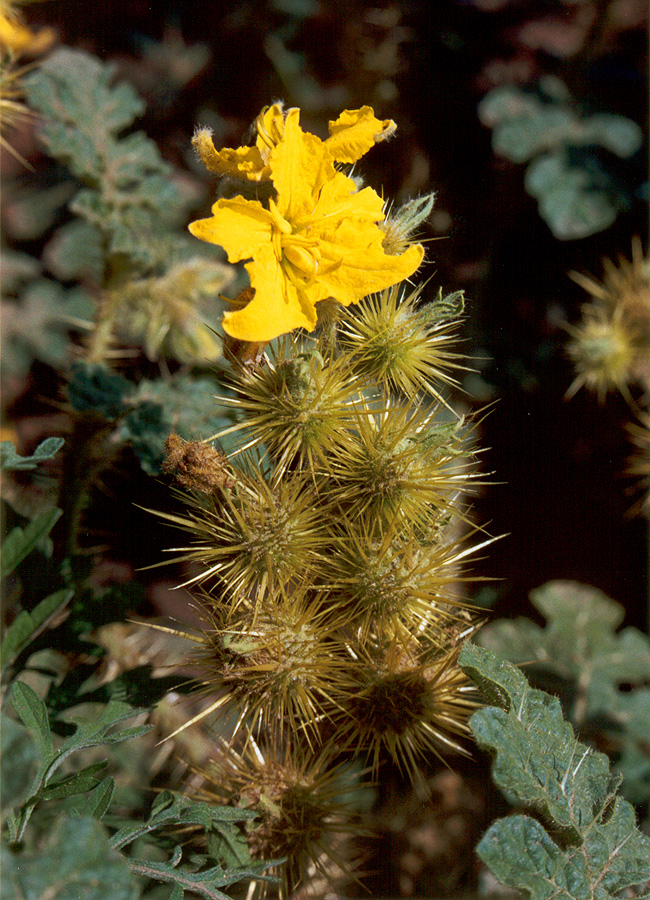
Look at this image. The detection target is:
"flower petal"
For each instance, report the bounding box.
[325,107,397,164]
[270,112,337,221]
[192,131,270,180]
[222,245,318,342]
[313,219,424,306]
[188,198,274,262]
[312,180,385,229]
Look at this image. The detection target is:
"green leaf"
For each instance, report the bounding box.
[23,47,186,270]
[460,643,650,899]
[525,150,623,239]
[67,362,134,419]
[121,376,235,474]
[36,762,107,801]
[1,280,94,376]
[23,49,144,180]
[478,581,650,799]
[44,219,105,284]
[0,437,65,471]
[110,791,256,852]
[1,508,62,578]
[2,816,140,900]
[127,854,277,900]
[11,681,54,759]
[1,588,73,671]
[80,776,115,820]
[1,714,38,811]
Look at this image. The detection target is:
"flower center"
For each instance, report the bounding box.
[269,199,321,286]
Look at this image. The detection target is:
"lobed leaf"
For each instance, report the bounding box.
[0,438,65,471]
[23,49,144,180]
[460,643,650,899]
[478,581,650,800]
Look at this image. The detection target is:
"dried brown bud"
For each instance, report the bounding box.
[163,434,234,492]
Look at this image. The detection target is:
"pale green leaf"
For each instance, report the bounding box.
[460,643,650,899]
[0,438,65,471]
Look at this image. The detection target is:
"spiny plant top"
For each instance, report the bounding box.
[189,102,424,342]
[158,102,484,897]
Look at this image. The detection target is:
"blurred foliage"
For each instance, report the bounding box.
[479,78,643,239]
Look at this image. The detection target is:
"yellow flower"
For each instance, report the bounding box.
[189,108,423,342]
[192,102,397,182]
[0,4,55,56]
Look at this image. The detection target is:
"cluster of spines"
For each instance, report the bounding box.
[161,283,484,896]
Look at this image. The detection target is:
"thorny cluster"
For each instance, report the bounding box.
[155,103,487,898]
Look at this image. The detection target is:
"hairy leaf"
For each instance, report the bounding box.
[2,816,140,900]
[23,49,144,179]
[110,790,257,851]
[44,219,105,284]
[0,438,65,471]
[24,48,185,269]
[1,280,94,376]
[67,362,134,419]
[80,776,115,820]
[11,681,54,760]
[478,580,650,801]
[460,643,650,899]
[1,508,62,578]
[121,376,235,474]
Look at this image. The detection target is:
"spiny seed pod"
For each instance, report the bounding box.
[153,463,328,608]
[219,339,363,475]
[195,585,348,745]
[196,737,368,898]
[566,310,637,401]
[338,284,466,403]
[328,631,479,782]
[316,513,475,639]
[566,239,650,400]
[325,395,474,529]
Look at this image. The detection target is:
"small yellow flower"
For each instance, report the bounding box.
[189,108,423,342]
[192,103,396,182]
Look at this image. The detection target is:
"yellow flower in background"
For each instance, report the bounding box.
[189,107,423,342]
[0,2,55,56]
[193,103,396,183]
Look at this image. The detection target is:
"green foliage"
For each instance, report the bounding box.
[121,375,236,474]
[0,437,64,471]
[478,580,650,802]
[460,643,650,900]
[1,589,73,673]
[478,79,643,239]
[23,48,182,270]
[2,816,140,900]
[1,507,62,578]
[0,277,94,377]
[2,684,271,899]
[67,362,134,419]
